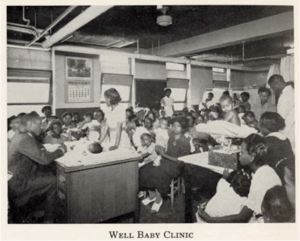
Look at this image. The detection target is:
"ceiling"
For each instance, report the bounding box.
[7,5,294,66]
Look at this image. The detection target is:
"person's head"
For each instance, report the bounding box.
[208,111,219,121]
[220,95,233,113]
[88,142,103,154]
[259,112,285,136]
[268,75,286,96]
[230,170,252,197]
[207,92,214,101]
[62,112,73,126]
[240,134,268,169]
[10,113,25,131]
[171,117,189,135]
[192,138,208,152]
[42,106,52,118]
[182,107,189,115]
[238,105,246,114]
[72,112,80,123]
[83,113,93,123]
[127,115,141,131]
[141,133,153,147]
[126,108,134,118]
[195,115,204,125]
[144,117,153,130]
[146,111,156,122]
[104,88,122,107]
[49,120,63,136]
[233,93,238,99]
[258,87,272,105]
[240,92,250,103]
[93,110,101,120]
[186,114,195,128]
[159,117,168,130]
[97,110,105,122]
[262,186,293,223]
[243,111,256,125]
[19,111,42,136]
[222,90,230,96]
[164,88,172,97]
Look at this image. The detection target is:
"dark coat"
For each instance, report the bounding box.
[8,132,64,206]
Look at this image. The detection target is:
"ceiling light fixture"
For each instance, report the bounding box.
[157,6,172,27]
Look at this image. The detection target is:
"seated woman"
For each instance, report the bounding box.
[145,111,160,129]
[139,117,191,213]
[43,119,71,145]
[143,117,155,138]
[196,169,251,223]
[61,112,82,140]
[197,134,282,223]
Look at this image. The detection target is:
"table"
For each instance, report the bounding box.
[55,153,142,223]
[179,151,239,223]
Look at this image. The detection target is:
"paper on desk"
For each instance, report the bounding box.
[43,144,60,152]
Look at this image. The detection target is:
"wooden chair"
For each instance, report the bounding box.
[168,177,181,209]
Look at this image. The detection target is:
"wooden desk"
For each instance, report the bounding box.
[55,156,141,223]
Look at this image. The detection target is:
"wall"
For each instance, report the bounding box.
[191,66,213,107]
[244,71,268,87]
[135,60,166,80]
[230,70,245,88]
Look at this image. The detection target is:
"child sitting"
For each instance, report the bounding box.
[192,138,209,154]
[237,105,246,125]
[219,95,241,126]
[197,134,282,223]
[243,111,258,129]
[262,186,294,223]
[240,92,251,111]
[81,113,101,141]
[154,117,169,150]
[138,133,159,168]
[196,169,251,223]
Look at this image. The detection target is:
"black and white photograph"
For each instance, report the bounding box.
[2,1,298,240]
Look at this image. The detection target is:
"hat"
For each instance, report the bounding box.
[41,106,52,113]
[62,112,72,119]
[44,119,63,132]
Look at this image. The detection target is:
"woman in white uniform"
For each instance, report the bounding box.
[160,88,174,118]
[100,88,132,150]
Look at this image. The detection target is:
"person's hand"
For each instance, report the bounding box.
[223,168,230,179]
[109,145,118,151]
[155,145,165,155]
[197,207,211,221]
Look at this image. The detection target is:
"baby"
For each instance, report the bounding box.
[138,133,159,167]
[154,117,169,150]
[192,138,209,154]
[243,111,258,129]
[219,95,241,126]
[81,113,101,141]
[87,142,103,154]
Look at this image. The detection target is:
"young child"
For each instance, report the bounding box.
[154,117,169,150]
[243,111,258,129]
[240,92,251,111]
[196,169,251,223]
[237,105,246,125]
[219,95,241,126]
[192,138,209,154]
[81,113,101,141]
[72,112,81,127]
[262,185,294,223]
[197,134,282,223]
[87,142,103,154]
[138,133,160,168]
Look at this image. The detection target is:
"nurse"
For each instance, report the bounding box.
[101,88,132,150]
[161,88,174,118]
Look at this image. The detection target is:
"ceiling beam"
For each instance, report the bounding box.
[151,11,294,57]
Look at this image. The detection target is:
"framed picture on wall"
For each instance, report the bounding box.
[66,57,92,80]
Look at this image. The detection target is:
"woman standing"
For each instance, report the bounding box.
[139,117,191,213]
[161,88,174,118]
[101,88,132,150]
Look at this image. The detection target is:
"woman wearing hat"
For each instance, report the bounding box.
[43,119,71,145]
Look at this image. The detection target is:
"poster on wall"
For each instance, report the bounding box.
[68,81,91,102]
[66,57,92,80]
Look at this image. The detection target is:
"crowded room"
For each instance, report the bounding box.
[6,5,295,224]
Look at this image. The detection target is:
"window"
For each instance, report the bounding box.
[167,78,189,111]
[7,69,52,117]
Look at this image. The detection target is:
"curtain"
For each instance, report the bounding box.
[280,56,294,82]
[266,63,280,85]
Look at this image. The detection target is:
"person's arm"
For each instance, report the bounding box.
[109,122,123,150]
[278,95,293,119]
[99,122,109,144]
[197,206,253,223]
[18,135,65,165]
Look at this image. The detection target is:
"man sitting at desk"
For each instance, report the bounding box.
[8,111,67,223]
